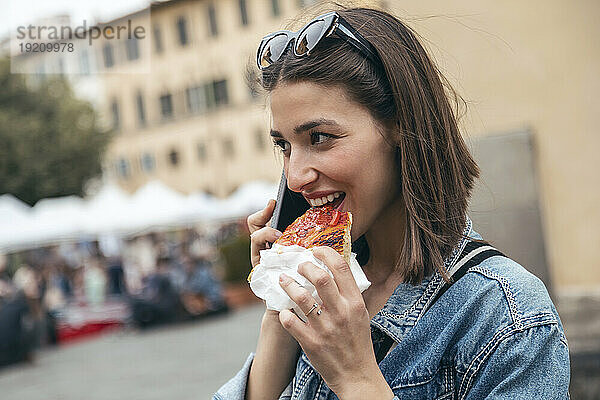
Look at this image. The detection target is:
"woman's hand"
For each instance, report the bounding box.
[247,199,282,268]
[246,198,284,320]
[278,246,394,400]
[246,199,300,400]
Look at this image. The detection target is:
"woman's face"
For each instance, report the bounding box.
[269,81,401,240]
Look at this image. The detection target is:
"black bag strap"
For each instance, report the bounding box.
[373,240,505,363]
[374,331,395,364]
[426,240,505,311]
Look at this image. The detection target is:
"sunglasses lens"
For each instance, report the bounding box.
[259,33,290,68]
[295,19,328,56]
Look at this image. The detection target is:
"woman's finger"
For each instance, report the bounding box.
[279,273,321,319]
[279,309,311,344]
[297,261,340,310]
[250,226,282,267]
[311,246,361,298]
[247,199,277,234]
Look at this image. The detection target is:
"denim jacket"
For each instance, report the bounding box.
[214,217,570,399]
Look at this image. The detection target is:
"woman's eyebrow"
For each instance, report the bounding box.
[294,118,340,133]
[270,118,341,138]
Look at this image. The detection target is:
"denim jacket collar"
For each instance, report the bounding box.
[370,216,473,343]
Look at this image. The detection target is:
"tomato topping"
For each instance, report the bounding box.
[330,210,340,226]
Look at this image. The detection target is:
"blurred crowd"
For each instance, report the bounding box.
[0,223,240,368]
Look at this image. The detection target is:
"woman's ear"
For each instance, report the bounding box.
[377,119,399,149]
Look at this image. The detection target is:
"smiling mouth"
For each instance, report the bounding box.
[308,192,346,209]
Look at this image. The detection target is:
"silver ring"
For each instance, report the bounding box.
[306,302,320,316]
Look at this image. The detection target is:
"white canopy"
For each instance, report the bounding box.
[0,180,278,253]
[83,183,131,234]
[0,194,30,224]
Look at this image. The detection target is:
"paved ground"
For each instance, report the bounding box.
[1,300,598,399]
[0,304,265,400]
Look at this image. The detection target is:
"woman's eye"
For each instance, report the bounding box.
[272,132,332,155]
[273,139,290,153]
[310,132,331,145]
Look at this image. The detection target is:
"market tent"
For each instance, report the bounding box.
[31,196,89,241]
[0,180,279,253]
[83,184,131,235]
[121,181,189,233]
[181,191,222,223]
[0,194,30,224]
[1,195,89,252]
[218,181,278,220]
[0,195,32,251]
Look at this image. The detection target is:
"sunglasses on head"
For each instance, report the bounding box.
[256,11,379,70]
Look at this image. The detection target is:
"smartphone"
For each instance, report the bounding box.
[270,170,310,232]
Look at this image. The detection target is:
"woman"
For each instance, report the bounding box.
[215,6,569,400]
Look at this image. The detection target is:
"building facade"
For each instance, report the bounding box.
[99,0,370,197]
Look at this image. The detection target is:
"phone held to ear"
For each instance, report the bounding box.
[270,170,310,235]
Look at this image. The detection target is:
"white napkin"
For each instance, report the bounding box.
[249,244,371,320]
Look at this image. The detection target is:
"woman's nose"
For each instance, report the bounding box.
[286,151,318,192]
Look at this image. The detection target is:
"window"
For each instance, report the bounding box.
[140,153,155,172]
[197,142,207,162]
[213,79,229,106]
[116,158,130,178]
[153,25,163,53]
[271,0,281,17]
[239,0,249,26]
[111,100,120,130]
[176,16,188,46]
[204,82,215,109]
[126,38,140,61]
[186,80,229,112]
[207,3,218,37]
[103,43,114,68]
[159,94,173,119]
[168,149,180,166]
[136,92,146,126]
[186,86,207,114]
[222,138,235,158]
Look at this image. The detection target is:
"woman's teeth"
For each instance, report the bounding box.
[309,191,343,207]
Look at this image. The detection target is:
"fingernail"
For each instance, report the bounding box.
[275,231,282,238]
[279,273,289,283]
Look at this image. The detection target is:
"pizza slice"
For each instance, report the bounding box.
[247,206,352,283]
[274,205,352,263]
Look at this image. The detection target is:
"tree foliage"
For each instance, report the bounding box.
[0,57,111,206]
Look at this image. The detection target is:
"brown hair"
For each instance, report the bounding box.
[255,5,479,284]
